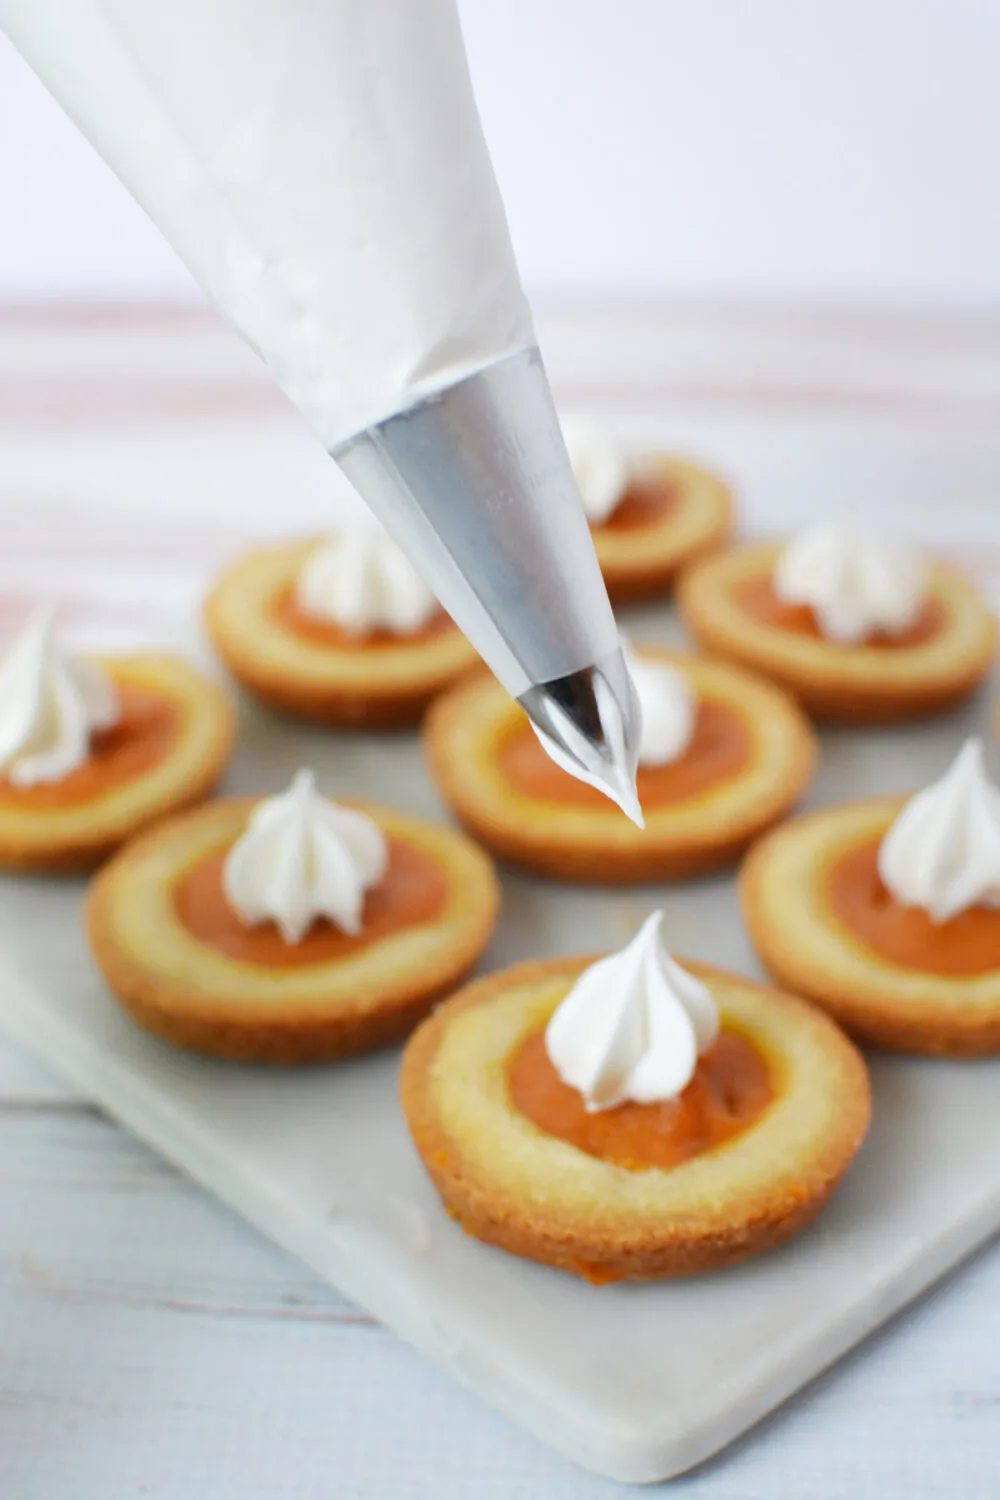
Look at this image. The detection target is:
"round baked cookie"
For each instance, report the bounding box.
[401,955,870,1282]
[204,539,480,729]
[87,796,499,1064]
[676,540,996,723]
[0,654,234,874]
[593,455,733,603]
[741,798,1000,1055]
[423,648,817,882]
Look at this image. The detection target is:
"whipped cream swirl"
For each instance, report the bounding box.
[0,610,119,787]
[624,644,696,767]
[223,769,388,943]
[774,524,926,644]
[878,737,1000,923]
[546,912,719,1112]
[560,416,629,525]
[295,528,438,637]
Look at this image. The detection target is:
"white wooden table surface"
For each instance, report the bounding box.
[2,302,1000,1498]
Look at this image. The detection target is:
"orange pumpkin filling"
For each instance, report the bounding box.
[498,700,751,810]
[0,685,180,809]
[174,836,448,968]
[735,575,943,647]
[508,1027,772,1170]
[592,474,677,534]
[274,585,452,652]
[828,837,1000,977]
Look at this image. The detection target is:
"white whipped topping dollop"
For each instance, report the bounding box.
[877,737,1000,923]
[295,529,438,637]
[560,416,629,525]
[0,610,119,788]
[624,644,696,767]
[545,912,719,1112]
[774,524,926,645]
[223,769,388,943]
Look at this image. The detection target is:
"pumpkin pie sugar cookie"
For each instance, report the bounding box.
[204,527,479,729]
[87,769,499,1064]
[424,645,816,882]
[0,611,234,872]
[561,417,733,603]
[402,912,870,1282]
[677,525,996,723]
[741,737,1000,1055]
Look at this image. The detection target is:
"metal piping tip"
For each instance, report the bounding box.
[518,649,644,828]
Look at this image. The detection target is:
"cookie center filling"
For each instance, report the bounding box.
[592,474,678,533]
[274,584,450,650]
[0,685,180,808]
[173,835,448,966]
[507,1026,772,1170]
[828,837,1000,977]
[499,699,750,809]
[734,575,943,647]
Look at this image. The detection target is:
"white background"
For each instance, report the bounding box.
[2,0,1000,308]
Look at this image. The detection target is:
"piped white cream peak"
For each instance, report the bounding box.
[296,529,438,636]
[0,610,119,787]
[878,737,1000,923]
[545,912,719,1112]
[560,416,629,525]
[774,524,926,644]
[623,643,696,768]
[223,769,388,942]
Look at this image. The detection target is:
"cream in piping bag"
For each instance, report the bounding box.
[1,0,639,815]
